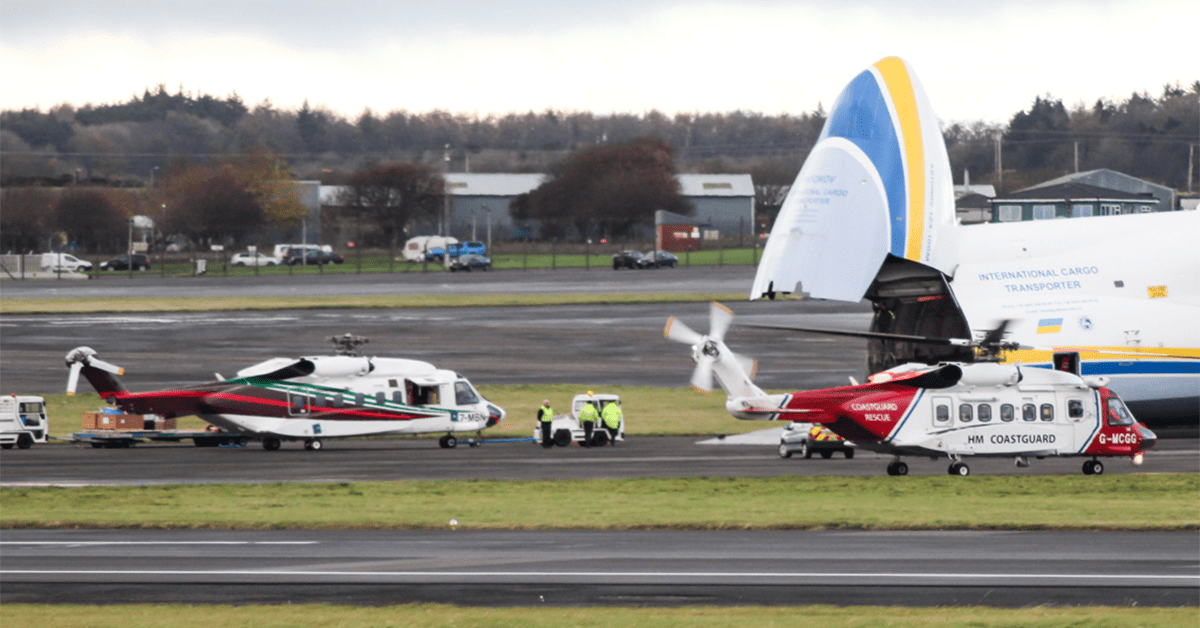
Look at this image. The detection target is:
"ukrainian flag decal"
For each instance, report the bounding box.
[1037,318,1064,334]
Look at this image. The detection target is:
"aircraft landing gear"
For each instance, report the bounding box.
[439,435,457,449]
[886,461,908,476]
[949,461,970,476]
[1082,459,1104,475]
[304,439,322,451]
[262,437,282,451]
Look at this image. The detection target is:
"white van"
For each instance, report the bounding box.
[402,236,459,263]
[0,395,49,449]
[40,252,93,273]
[272,244,332,258]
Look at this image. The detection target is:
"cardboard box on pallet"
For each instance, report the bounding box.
[82,412,117,430]
[114,415,143,430]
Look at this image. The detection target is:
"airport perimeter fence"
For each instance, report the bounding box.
[0,238,763,281]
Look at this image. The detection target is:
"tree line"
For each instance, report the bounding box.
[2,81,1197,253]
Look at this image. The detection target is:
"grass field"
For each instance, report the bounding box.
[1,603,1193,628]
[3,474,1195,531]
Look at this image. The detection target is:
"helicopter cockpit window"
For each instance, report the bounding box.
[1040,404,1054,422]
[977,404,992,423]
[454,381,481,406]
[1000,404,1015,422]
[1107,397,1136,426]
[958,404,973,423]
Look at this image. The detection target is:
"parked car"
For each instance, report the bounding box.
[283,247,344,266]
[636,251,678,269]
[612,250,643,270]
[99,254,151,271]
[448,254,492,272]
[231,252,282,267]
[778,422,855,459]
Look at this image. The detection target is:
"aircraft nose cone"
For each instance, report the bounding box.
[1137,424,1157,450]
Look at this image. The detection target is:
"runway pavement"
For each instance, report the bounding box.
[0,300,873,394]
[2,529,1196,607]
[2,434,1196,486]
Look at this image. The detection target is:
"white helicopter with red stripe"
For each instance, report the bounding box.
[666,303,1157,476]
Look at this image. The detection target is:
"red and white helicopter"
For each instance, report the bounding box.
[65,335,505,451]
[666,303,1157,476]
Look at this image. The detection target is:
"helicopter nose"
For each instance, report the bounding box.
[1137,425,1157,450]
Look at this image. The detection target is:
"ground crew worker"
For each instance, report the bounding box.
[537,399,554,448]
[601,399,622,445]
[578,398,599,447]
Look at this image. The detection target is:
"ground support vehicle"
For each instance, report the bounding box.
[778,422,855,459]
[0,395,49,450]
[531,393,625,446]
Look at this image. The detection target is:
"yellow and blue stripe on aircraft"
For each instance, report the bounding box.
[821,56,926,262]
[1036,318,1064,334]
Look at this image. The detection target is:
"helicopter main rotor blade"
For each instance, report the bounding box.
[746,323,972,346]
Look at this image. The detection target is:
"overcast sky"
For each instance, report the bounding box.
[3,0,1197,125]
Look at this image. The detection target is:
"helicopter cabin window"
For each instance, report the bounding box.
[977,404,992,423]
[1107,397,1136,426]
[1022,403,1037,422]
[1040,404,1054,422]
[354,393,365,406]
[388,379,399,388]
[1068,399,1085,419]
[454,381,481,406]
[933,399,951,424]
[288,393,309,415]
[407,381,439,406]
[375,392,386,405]
[958,404,973,423]
[392,391,404,404]
[1000,404,1015,422]
[332,394,344,408]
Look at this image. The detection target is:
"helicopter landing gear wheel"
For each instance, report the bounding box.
[262,437,282,451]
[439,435,457,449]
[304,439,322,451]
[949,462,970,476]
[886,461,908,476]
[1083,459,1104,475]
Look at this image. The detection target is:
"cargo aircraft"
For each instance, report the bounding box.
[65,338,505,451]
[750,56,1199,426]
[666,303,1158,476]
